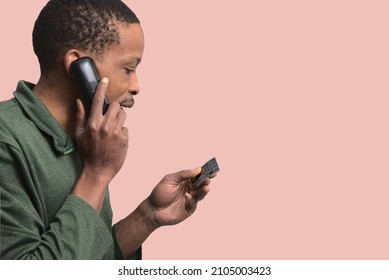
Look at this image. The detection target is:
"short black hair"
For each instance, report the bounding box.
[33,0,140,73]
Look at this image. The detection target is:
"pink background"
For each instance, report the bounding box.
[1,1,389,259]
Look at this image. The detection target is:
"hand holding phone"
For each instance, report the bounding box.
[71,57,129,189]
[70,57,109,115]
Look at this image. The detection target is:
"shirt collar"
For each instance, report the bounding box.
[13,80,77,155]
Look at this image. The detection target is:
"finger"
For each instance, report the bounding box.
[192,184,210,201]
[89,77,109,120]
[103,101,120,119]
[75,99,86,138]
[190,170,217,184]
[121,126,129,139]
[115,107,127,130]
[101,101,120,131]
[185,192,197,215]
[102,102,127,133]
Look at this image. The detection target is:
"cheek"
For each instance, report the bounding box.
[105,77,129,102]
[97,66,125,100]
[106,84,120,101]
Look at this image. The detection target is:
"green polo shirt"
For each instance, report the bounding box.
[0,81,140,259]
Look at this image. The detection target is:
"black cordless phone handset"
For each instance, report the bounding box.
[70,57,109,115]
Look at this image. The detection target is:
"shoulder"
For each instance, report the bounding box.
[0,98,18,112]
[0,98,24,149]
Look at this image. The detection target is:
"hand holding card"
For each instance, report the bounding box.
[194,157,220,189]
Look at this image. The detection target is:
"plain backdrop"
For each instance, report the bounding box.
[1,0,389,259]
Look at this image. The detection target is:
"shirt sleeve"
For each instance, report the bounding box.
[0,142,114,260]
[112,224,142,260]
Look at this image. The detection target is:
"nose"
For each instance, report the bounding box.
[129,71,140,95]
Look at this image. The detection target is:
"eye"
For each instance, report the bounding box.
[124,68,132,75]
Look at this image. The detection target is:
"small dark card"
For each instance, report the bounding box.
[194,157,220,188]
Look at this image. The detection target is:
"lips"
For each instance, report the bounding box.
[120,99,134,109]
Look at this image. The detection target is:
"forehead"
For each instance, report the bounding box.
[102,23,144,64]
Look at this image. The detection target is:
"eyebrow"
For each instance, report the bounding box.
[124,56,142,65]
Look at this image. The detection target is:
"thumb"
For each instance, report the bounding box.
[75,99,86,138]
[168,167,202,184]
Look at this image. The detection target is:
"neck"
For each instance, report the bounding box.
[33,71,79,138]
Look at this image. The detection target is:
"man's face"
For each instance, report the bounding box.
[93,23,144,109]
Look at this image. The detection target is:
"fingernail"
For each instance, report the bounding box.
[101,77,109,83]
[191,167,201,173]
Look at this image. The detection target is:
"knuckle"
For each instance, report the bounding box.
[101,126,110,136]
[111,128,120,139]
[88,122,98,133]
[121,132,129,145]
[121,126,128,134]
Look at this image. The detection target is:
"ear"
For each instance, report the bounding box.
[64,49,81,77]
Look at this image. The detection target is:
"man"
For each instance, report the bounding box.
[0,0,213,259]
